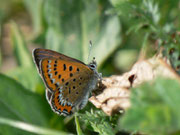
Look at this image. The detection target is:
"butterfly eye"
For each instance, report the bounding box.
[89,64,96,69]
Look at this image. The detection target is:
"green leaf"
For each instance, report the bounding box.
[0,48,1,69]
[114,49,138,71]
[10,21,33,68]
[0,117,70,135]
[79,110,115,135]
[0,73,60,134]
[0,73,50,123]
[8,21,40,90]
[91,16,121,67]
[6,67,40,91]
[110,0,180,75]
[43,0,121,65]
[24,0,44,35]
[119,77,180,135]
[75,114,84,135]
[0,25,2,68]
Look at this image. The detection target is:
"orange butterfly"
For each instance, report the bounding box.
[33,48,101,116]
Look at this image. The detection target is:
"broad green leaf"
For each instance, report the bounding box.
[9,21,40,91]
[0,74,61,134]
[119,78,180,135]
[43,0,121,65]
[10,21,33,68]
[24,0,44,35]
[45,27,63,52]
[6,67,40,91]
[91,16,121,66]
[0,74,50,124]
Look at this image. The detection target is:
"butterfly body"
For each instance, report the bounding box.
[33,48,101,116]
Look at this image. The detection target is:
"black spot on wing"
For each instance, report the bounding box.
[68,87,71,94]
[70,73,73,77]
[69,66,73,71]
[63,64,66,71]
[55,71,58,75]
[65,82,69,86]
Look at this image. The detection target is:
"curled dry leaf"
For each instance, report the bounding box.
[89,56,180,116]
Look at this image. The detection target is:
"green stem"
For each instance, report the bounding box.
[75,113,84,135]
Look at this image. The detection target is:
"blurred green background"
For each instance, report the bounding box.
[0,0,180,135]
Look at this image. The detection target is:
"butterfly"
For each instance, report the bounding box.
[32,48,101,116]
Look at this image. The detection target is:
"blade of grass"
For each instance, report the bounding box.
[138,33,149,60]
[75,114,83,135]
[0,25,1,68]
[0,117,72,135]
[24,0,44,35]
[10,21,33,68]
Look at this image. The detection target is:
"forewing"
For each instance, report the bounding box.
[33,48,85,73]
[33,48,87,92]
[40,58,92,92]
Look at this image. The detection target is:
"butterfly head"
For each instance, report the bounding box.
[88,57,102,80]
[88,57,97,70]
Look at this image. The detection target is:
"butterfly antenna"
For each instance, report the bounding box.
[87,40,93,63]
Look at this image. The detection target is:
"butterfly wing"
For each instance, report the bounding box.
[33,48,88,92]
[33,48,98,116]
[51,64,97,115]
[33,48,85,73]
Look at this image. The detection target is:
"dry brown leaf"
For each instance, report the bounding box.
[89,56,180,116]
